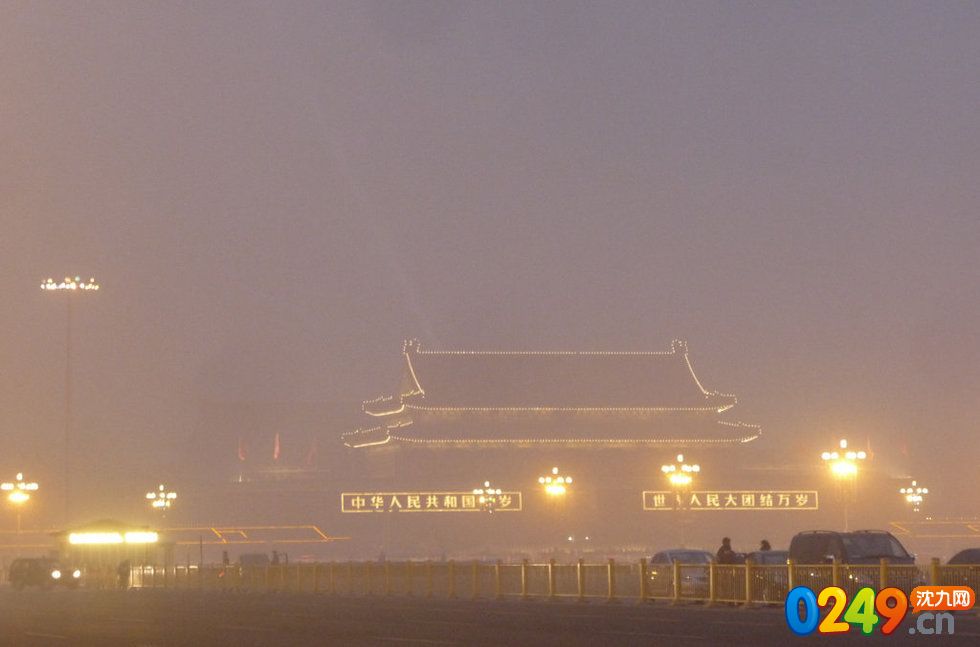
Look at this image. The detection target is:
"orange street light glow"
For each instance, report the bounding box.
[538,466,572,497]
[661,454,699,488]
[69,531,158,545]
[668,472,693,486]
[822,439,866,479]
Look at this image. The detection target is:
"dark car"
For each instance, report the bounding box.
[945,548,980,588]
[648,549,713,598]
[745,550,789,602]
[8,558,82,590]
[948,548,980,565]
[748,549,789,565]
[789,530,921,592]
[789,530,915,565]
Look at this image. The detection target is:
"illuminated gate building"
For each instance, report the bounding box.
[337,339,763,554]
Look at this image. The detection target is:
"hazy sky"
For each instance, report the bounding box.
[0,2,977,505]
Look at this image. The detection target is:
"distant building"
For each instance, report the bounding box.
[328,339,766,554]
[343,339,760,449]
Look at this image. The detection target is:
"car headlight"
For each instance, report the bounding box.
[51,569,62,579]
[72,569,81,579]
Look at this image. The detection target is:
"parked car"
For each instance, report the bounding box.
[745,550,789,603]
[945,548,980,588]
[948,548,980,565]
[789,530,915,565]
[747,549,789,565]
[8,558,82,590]
[789,530,921,592]
[648,549,713,598]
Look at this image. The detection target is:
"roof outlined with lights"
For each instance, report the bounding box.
[343,339,759,449]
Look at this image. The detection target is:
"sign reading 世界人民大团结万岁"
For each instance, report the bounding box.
[341,492,523,513]
[642,490,818,511]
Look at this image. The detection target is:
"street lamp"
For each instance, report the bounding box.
[821,439,866,531]
[41,275,100,524]
[899,480,928,513]
[539,467,574,547]
[538,467,572,497]
[146,484,177,511]
[2,472,39,532]
[473,480,503,514]
[661,454,699,546]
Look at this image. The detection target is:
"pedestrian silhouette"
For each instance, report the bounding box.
[117,559,131,589]
[716,537,736,564]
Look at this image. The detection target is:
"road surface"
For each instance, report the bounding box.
[0,589,977,645]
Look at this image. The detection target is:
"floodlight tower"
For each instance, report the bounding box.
[41,276,100,523]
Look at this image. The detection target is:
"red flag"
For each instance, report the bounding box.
[273,433,281,461]
[238,437,247,462]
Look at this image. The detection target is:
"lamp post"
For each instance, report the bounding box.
[1,472,39,533]
[473,481,503,514]
[539,466,572,547]
[899,480,928,513]
[661,454,699,546]
[146,484,177,514]
[41,276,99,524]
[821,439,866,531]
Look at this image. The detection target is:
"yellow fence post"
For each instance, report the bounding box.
[671,560,681,605]
[577,558,586,602]
[347,561,354,596]
[639,558,648,603]
[494,560,503,600]
[743,558,754,608]
[607,558,617,602]
[548,558,557,600]
[472,561,480,600]
[930,557,940,586]
[521,559,529,600]
[328,562,335,595]
[707,562,717,606]
[313,564,320,593]
[879,558,889,590]
[832,557,840,589]
[786,558,795,592]
[448,560,456,599]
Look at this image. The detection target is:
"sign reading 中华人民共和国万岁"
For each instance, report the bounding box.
[642,490,818,511]
[341,491,523,513]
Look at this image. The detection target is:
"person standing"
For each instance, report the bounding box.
[117,559,131,590]
[717,537,736,564]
